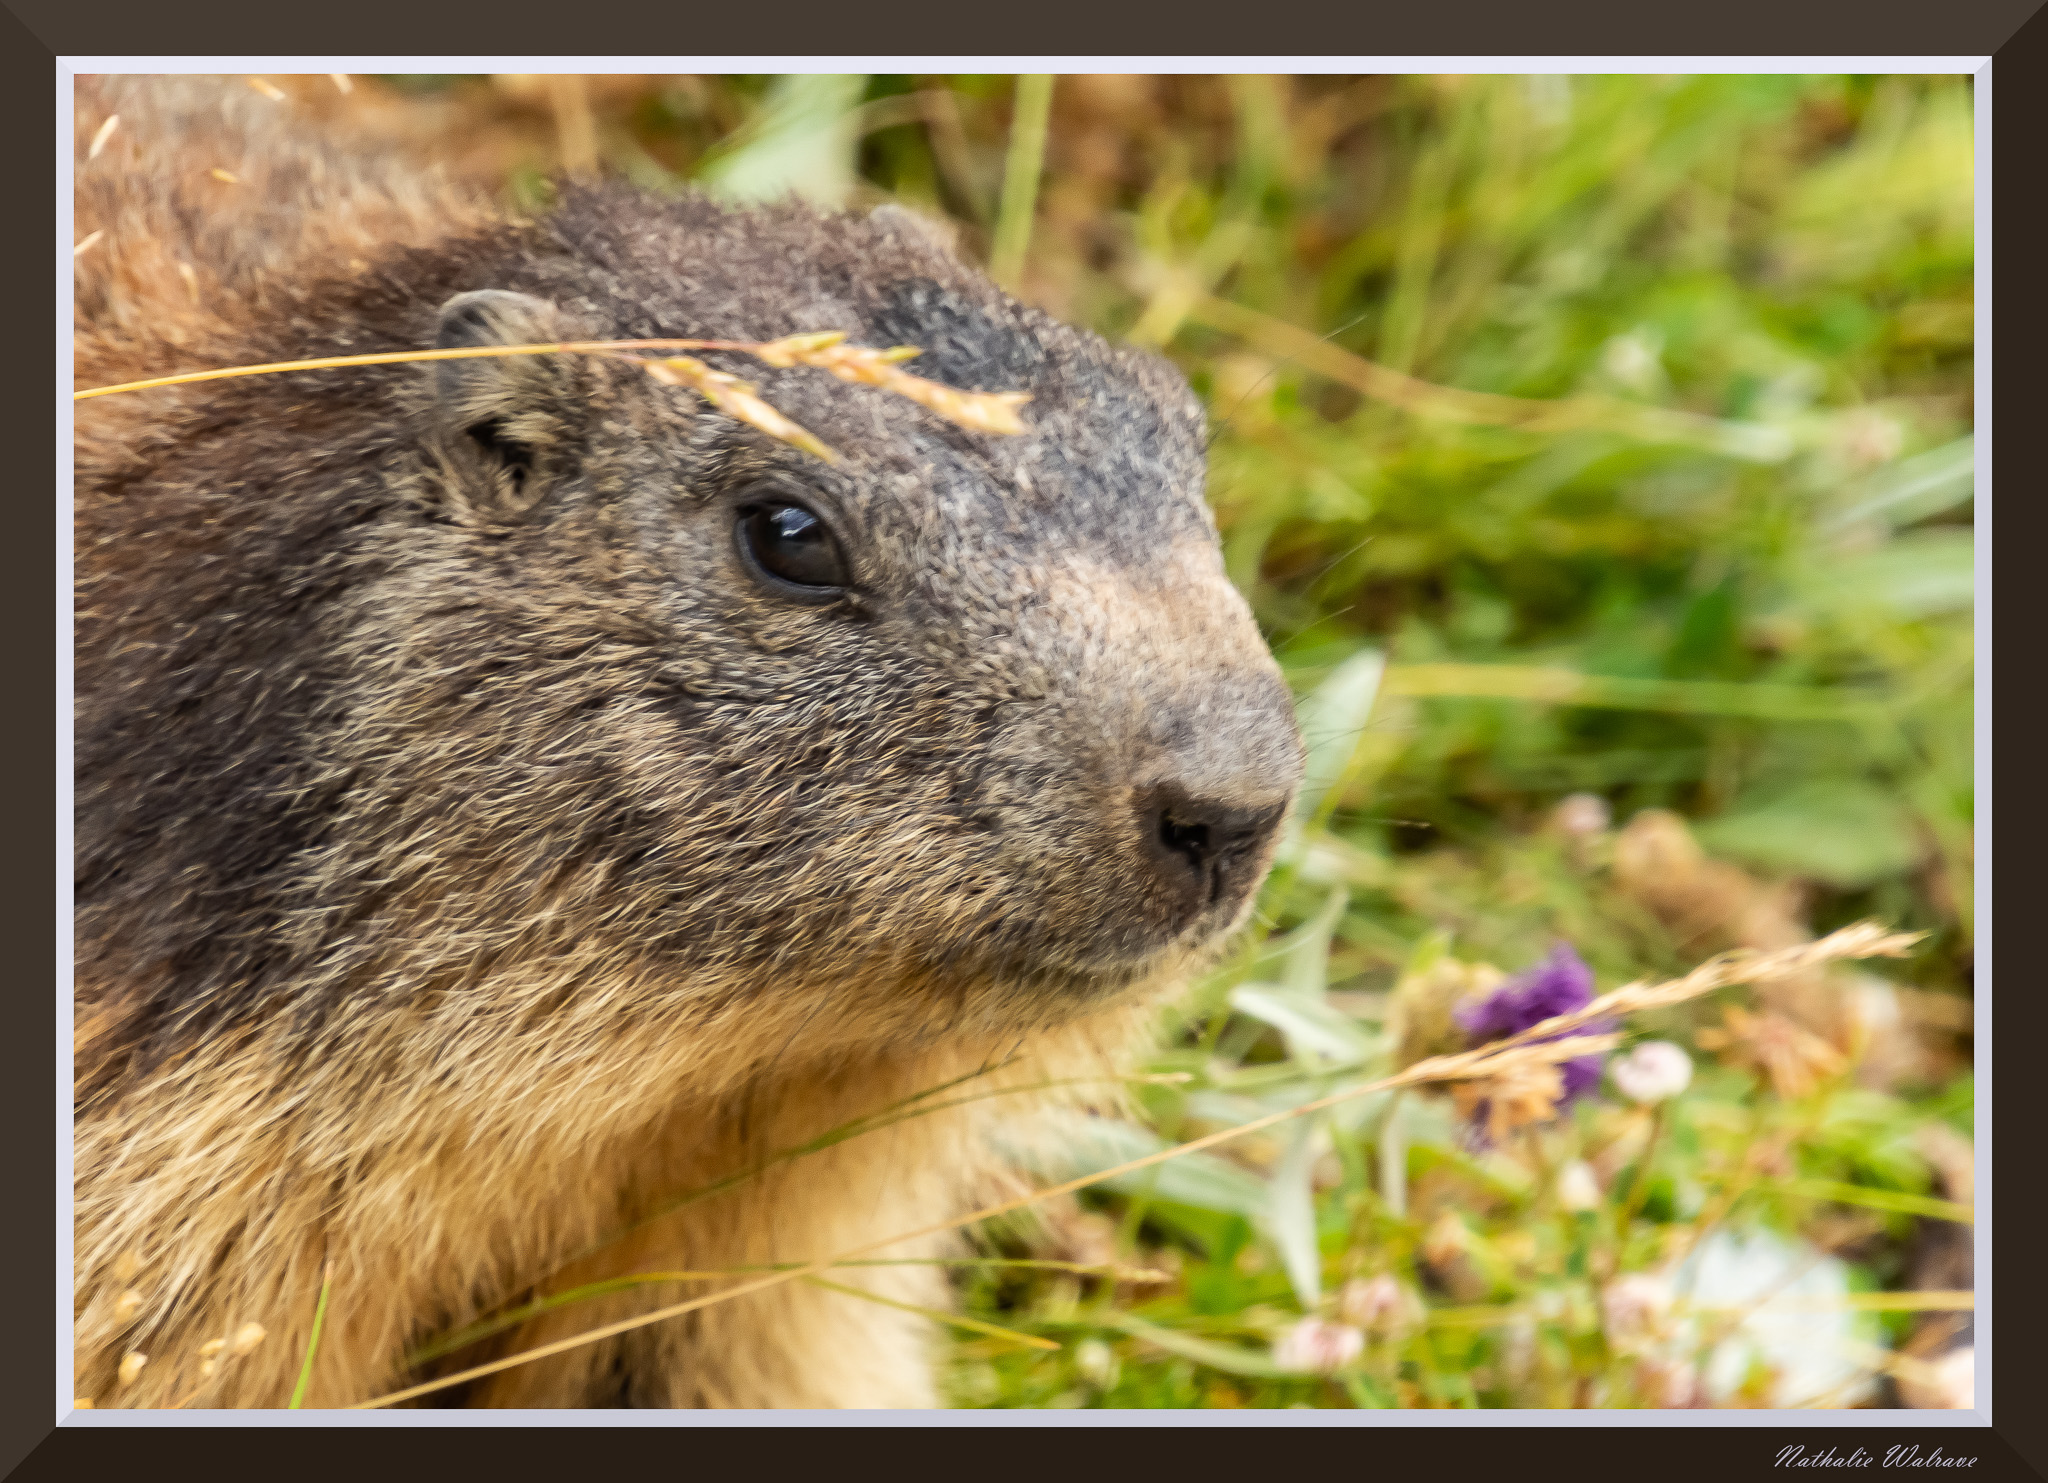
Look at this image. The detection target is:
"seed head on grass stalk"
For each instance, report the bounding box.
[73,334,1035,467]
[750,331,1031,435]
[352,921,1921,1410]
[640,356,841,464]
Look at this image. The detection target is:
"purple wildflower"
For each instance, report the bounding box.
[1454,942,1614,1142]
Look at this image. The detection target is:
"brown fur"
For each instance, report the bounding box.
[72,77,1303,1409]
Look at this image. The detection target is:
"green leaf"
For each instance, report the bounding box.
[697,74,867,207]
[1694,778,1925,888]
[1292,648,1386,824]
[1019,1111,1269,1220]
[1823,435,1974,534]
[1769,1178,1971,1225]
[1787,529,1974,623]
[1267,1117,1324,1308]
[1109,1316,1295,1380]
[1227,984,1374,1065]
[1275,885,1349,999]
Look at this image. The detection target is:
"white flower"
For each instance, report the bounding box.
[1611,1040,1693,1104]
[1271,1317,1365,1375]
[1600,328,1667,396]
[1074,1338,1118,1389]
[1336,1274,1422,1334]
[1601,1272,1675,1350]
[1553,793,1611,837]
[1556,1159,1603,1213]
[1679,1227,1877,1406]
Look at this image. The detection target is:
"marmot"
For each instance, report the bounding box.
[72,76,1303,1408]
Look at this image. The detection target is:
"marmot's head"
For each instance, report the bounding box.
[343,190,1303,1032]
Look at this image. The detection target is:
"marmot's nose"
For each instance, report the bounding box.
[1137,782,1289,911]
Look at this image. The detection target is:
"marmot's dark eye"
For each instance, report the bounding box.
[735,500,850,600]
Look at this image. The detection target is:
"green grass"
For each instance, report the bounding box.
[373,71,1974,1409]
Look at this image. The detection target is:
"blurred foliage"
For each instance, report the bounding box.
[321,70,1974,1409]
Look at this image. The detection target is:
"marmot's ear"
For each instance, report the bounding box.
[429,289,575,523]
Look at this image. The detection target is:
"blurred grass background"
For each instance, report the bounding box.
[281,71,1974,1409]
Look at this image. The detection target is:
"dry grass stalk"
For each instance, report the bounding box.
[87,114,119,160]
[1503,923,1922,1042]
[76,339,745,401]
[245,77,287,103]
[1191,292,1792,461]
[802,1274,1059,1352]
[207,168,241,185]
[329,74,353,95]
[1686,1290,1973,1315]
[72,335,1033,464]
[353,920,1917,1409]
[409,1255,1171,1369]
[72,229,104,259]
[404,1067,1194,1366]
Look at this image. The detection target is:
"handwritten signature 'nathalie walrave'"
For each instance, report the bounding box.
[1776,1445,1978,1470]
